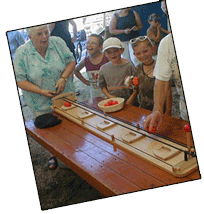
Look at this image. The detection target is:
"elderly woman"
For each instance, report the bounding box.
[14,24,76,169]
[14,24,76,118]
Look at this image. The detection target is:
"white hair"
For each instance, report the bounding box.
[27,24,49,37]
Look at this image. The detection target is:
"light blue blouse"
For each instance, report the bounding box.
[14,36,75,117]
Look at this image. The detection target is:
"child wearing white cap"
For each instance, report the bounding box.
[98,37,138,105]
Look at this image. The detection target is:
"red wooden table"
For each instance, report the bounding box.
[25,98,201,197]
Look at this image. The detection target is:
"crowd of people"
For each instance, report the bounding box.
[7,0,188,169]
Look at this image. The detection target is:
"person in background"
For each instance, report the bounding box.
[49,20,77,59]
[49,20,78,94]
[20,29,30,42]
[14,25,76,170]
[7,30,25,61]
[98,37,137,105]
[147,14,169,58]
[109,8,143,67]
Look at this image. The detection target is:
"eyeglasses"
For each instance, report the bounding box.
[130,36,154,47]
[86,41,99,46]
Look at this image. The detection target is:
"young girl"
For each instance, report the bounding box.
[74,34,108,98]
[147,14,169,57]
[127,36,172,114]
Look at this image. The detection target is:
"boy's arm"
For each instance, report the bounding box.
[164,81,172,116]
[101,87,116,98]
[126,89,138,105]
[74,59,90,86]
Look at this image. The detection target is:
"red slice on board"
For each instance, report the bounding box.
[64,101,71,107]
[147,126,157,133]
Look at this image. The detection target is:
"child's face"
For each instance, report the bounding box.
[133,41,153,65]
[150,20,160,28]
[105,48,123,63]
[86,36,102,55]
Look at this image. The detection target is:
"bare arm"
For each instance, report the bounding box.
[55,60,76,94]
[133,11,143,31]
[74,59,90,86]
[17,80,55,98]
[61,60,76,79]
[126,90,138,105]
[161,28,170,35]
[101,87,116,98]
[143,79,169,131]
[147,27,162,43]
[164,81,172,115]
[153,79,169,113]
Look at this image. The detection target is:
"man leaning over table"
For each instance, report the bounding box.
[143,33,188,132]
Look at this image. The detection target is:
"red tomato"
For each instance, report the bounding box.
[184,124,191,132]
[133,77,139,86]
[147,126,157,133]
[112,100,118,105]
[107,100,113,105]
[64,101,71,107]
[104,99,118,107]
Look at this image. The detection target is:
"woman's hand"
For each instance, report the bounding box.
[40,89,56,98]
[124,28,132,34]
[131,26,138,31]
[55,78,66,94]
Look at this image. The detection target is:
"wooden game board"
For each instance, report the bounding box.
[51,93,198,177]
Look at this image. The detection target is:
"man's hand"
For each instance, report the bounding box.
[143,111,163,132]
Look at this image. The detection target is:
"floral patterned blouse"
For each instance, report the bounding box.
[14,36,75,117]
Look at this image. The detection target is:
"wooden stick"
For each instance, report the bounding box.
[184,124,191,153]
[186,132,191,153]
[113,145,117,152]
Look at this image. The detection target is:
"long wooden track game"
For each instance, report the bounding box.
[51,93,198,177]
